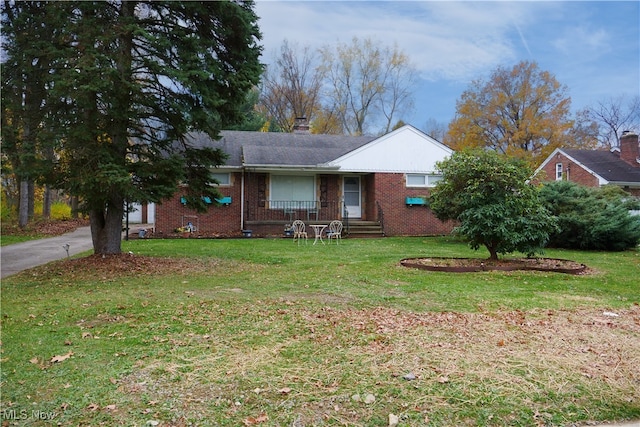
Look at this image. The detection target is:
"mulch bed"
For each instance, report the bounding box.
[400,257,589,275]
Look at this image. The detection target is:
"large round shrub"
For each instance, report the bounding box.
[430,150,557,260]
[539,181,640,251]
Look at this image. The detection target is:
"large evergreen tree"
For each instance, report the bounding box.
[1,1,262,253]
[1,1,65,227]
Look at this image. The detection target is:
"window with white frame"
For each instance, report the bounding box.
[270,175,315,208]
[406,174,443,187]
[555,163,563,181]
[210,172,231,186]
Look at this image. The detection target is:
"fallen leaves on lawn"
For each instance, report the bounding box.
[50,351,73,363]
[243,413,268,425]
[31,253,227,281]
[1,218,89,238]
[115,304,640,425]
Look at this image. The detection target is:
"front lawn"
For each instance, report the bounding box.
[1,237,638,426]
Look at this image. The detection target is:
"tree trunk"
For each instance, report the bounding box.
[486,244,499,261]
[89,198,124,254]
[42,185,52,218]
[18,180,29,228]
[27,180,35,221]
[71,196,79,219]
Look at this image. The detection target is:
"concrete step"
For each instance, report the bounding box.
[346,220,384,237]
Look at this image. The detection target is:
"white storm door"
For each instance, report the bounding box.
[343,176,361,218]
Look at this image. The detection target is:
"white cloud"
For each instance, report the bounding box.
[256,1,542,81]
[553,27,611,57]
[255,1,639,125]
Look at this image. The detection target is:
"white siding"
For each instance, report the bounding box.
[326,125,453,173]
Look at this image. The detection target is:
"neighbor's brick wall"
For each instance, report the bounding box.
[537,151,640,196]
[154,173,243,237]
[374,173,455,236]
[538,155,600,187]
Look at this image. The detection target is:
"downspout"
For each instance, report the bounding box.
[241,170,245,231]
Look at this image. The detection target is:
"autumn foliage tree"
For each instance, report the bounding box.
[430,150,557,260]
[445,61,575,165]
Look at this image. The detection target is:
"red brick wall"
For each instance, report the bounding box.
[374,173,455,236]
[538,154,599,187]
[154,173,243,237]
[155,171,455,238]
[620,132,639,166]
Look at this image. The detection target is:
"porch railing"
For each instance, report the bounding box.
[244,200,343,223]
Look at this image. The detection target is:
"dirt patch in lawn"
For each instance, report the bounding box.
[400,257,589,275]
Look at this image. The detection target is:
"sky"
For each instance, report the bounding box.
[254,1,640,133]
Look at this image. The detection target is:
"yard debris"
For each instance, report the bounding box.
[402,372,416,381]
[50,351,73,363]
[388,413,399,426]
[243,413,268,425]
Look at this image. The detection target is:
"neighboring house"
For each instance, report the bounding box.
[535,131,640,196]
[154,124,455,237]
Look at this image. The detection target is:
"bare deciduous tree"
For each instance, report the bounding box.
[422,118,447,142]
[258,40,324,132]
[319,37,416,136]
[580,95,640,148]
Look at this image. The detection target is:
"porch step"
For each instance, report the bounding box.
[345,220,384,238]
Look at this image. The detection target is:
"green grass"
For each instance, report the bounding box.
[0,234,36,246]
[1,237,639,426]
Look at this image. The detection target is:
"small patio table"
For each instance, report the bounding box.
[309,224,328,245]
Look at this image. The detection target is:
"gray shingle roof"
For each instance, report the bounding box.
[563,149,640,184]
[185,130,376,167]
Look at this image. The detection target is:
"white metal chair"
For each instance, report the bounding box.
[326,220,343,244]
[307,202,319,220]
[291,220,308,245]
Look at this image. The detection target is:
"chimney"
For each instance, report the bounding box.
[293,117,310,134]
[619,130,640,167]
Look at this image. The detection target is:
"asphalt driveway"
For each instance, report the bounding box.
[1,226,94,279]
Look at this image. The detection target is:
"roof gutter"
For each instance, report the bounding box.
[241,164,341,172]
[607,181,640,188]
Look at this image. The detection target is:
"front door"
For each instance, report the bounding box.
[343,176,361,218]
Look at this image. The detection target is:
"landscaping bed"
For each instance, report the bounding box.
[400,256,589,274]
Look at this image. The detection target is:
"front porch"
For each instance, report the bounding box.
[242,199,382,237]
[244,200,345,223]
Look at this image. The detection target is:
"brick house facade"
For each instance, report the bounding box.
[154,125,456,238]
[535,131,640,196]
